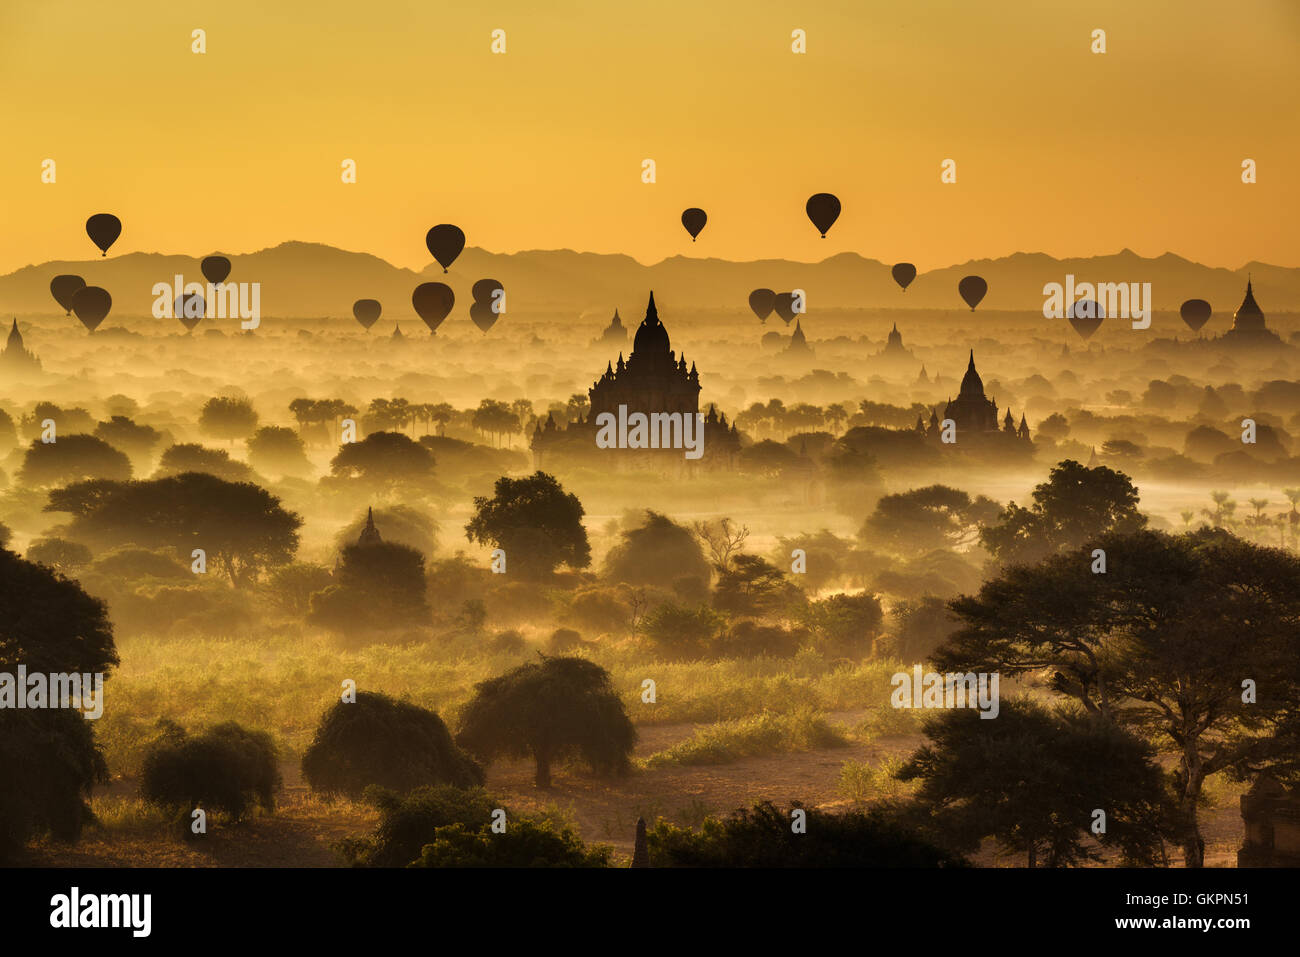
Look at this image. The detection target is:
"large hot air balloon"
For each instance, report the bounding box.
[748,288,775,322]
[891,263,916,291]
[681,208,707,242]
[470,279,504,333]
[1067,299,1104,341]
[1180,299,1212,333]
[201,255,232,285]
[412,282,454,334]
[958,275,987,311]
[85,214,122,256]
[71,286,111,331]
[805,193,841,238]
[425,225,466,273]
[174,294,206,331]
[50,275,85,314]
[353,299,382,330]
[773,292,798,324]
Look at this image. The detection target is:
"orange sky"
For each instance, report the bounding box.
[1,0,1297,274]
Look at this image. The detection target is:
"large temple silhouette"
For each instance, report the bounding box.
[916,351,1030,445]
[532,292,740,466]
[1,319,41,374]
[1219,278,1282,348]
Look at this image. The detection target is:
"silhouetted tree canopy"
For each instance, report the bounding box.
[198,396,259,445]
[456,656,635,788]
[156,443,256,483]
[18,434,132,487]
[603,510,710,590]
[328,431,435,488]
[247,426,312,477]
[139,720,280,822]
[308,541,431,632]
[862,485,1000,554]
[465,471,590,580]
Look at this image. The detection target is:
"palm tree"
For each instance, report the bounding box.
[1179,509,1195,529]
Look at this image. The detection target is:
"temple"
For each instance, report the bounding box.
[1,319,41,373]
[916,351,1030,444]
[533,292,740,466]
[1220,277,1281,347]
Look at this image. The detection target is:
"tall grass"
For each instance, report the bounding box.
[644,708,850,767]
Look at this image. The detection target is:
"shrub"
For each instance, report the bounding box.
[487,629,526,655]
[645,709,848,767]
[139,720,280,822]
[302,692,483,798]
[546,627,584,653]
[336,784,497,866]
[412,818,611,868]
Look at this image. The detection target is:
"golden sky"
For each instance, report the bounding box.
[1,0,1297,273]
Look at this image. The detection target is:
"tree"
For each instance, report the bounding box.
[412,817,611,867]
[456,656,636,788]
[17,434,132,487]
[139,720,280,822]
[156,443,256,483]
[465,471,590,580]
[738,439,799,477]
[641,602,726,659]
[93,416,162,464]
[897,699,1170,867]
[198,396,259,445]
[308,541,431,632]
[0,547,117,859]
[862,485,1000,554]
[302,693,482,798]
[801,592,884,658]
[693,517,750,574]
[328,431,435,490]
[938,528,1300,867]
[979,460,1146,566]
[471,399,520,448]
[246,426,312,477]
[712,555,801,617]
[54,473,302,587]
[25,537,92,572]
[604,511,710,589]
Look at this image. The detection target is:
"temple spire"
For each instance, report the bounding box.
[646,291,659,322]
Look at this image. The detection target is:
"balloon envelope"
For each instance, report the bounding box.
[805,193,841,238]
[1067,299,1105,340]
[50,275,85,314]
[469,302,498,333]
[1180,298,1212,332]
[174,294,206,331]
[891,263,917,291]
[201,255,232,285]
[425,225,466,273]
[681,208,707,241]
[353,299,382,329]
[72,286,111,331]
[748,288,775,321]
[85,214,122,256]
[412,282,455,333]
[958,275,987,311]
[773,292,797,324]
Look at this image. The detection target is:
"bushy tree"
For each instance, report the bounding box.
[93,416,162,464]
[641,602,725,659]
[198,396,259,445]
[465,472,590,580]
[308,541,431,632]
[604,510,710,590]
[17,434,132,487]
[712,555,801,617]
[246,425,312,477]
[327,431,435,490]
[456,656,635,788]
[25,537,93,572]
[155,443,256,483]
[412,818,610,867]
[139,720,280,822]
[302,693,483,798]
[801,592,884,658]
[861,485,1000,554]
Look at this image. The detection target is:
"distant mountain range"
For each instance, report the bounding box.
[1,243,1294,319]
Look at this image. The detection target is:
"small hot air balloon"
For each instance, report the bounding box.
[1180,299,1212,333]
[681,208,707,242]
[71,286,112,331]
[805,193,841,238]
[50,275,86,314]
[201,255,232,285]
[748,288,776,322]
[412,282,455,334]
[470,279,504,333]
[425,224,466,273]
[1067,299,1105,341]
[174,294,206,331]
[773,292,798,324]
[891,263,917,291]
[353,299,382,330]
[958,275,987,311]
[85,214,122,256]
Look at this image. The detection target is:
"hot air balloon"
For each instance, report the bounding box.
[891,263,917,291]
[50,275,85,314]
[174,294,206,331]
[85,214,122,256]
[353,299,382,330]
[958,275,987,311]
[71,286,111,331]
[681,208,707,242]
[201,255,232,285]
[773,292,797,324]
[470,279,505,333]
[1067,299,1104,341]
[412,282,454,334]
[805,193,841,238]
[748,288,775,322]
[425,225,466,273]
[1180,299,1212,333]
